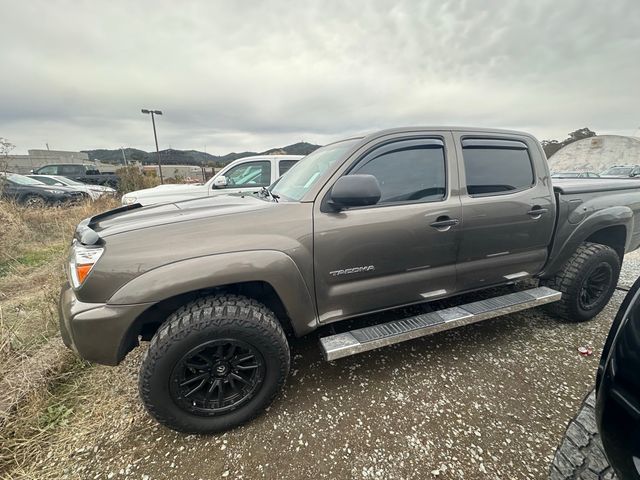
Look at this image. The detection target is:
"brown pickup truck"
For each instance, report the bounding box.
[59,127,640,433]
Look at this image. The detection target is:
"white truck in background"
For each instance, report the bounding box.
[121,155,302,206]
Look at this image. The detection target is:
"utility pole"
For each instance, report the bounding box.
[141,109,164,183]
[120,147,128,166]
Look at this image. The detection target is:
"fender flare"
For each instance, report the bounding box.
[108,250,318,335]
[542,206,632,278]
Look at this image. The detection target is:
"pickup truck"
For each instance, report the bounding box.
[33,163,118,188]
[58,127,640,434]
[121,155,302,206]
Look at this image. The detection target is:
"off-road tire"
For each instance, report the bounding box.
[139,294,290,434]
[542,242,620,322]
[549,389,616,479]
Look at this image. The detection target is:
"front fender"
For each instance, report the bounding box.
[108,250,318,335]
[542,206,633,278]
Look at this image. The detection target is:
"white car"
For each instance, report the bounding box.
[28,174,117,200]
[121,155,302,206]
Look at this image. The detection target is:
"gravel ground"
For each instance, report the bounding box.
[19,253,640,480]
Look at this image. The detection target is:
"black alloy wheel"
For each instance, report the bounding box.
[579,263,613,311]
[170,339,265,415]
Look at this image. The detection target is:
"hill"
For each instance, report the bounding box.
[83,142,321,167]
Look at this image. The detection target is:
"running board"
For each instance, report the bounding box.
[319,286,561,361]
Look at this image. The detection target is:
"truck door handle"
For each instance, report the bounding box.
[430,217,459,231]
[527,207,548,218]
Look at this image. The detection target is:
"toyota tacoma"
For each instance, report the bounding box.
[59,127,640,433]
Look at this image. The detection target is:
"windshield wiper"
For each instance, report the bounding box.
[260,186,279,202]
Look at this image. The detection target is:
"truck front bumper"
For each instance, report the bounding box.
[59,282,153,365]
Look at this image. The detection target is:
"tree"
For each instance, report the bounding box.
[541,139,563,159]
[0,137,15,173]
[542,127,597,159]
[567,127,596,143]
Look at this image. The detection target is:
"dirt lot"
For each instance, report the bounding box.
[1,202,638,479]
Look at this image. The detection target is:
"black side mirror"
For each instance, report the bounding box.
[329,174,381,210]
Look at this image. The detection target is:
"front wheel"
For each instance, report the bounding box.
[542,242,620,322]
[139,294,290,434]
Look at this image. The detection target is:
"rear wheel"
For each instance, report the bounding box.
[542,242,620,322]
[139,294,290,433]
[549,389,616,479]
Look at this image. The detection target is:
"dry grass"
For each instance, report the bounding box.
[0,198,122,478]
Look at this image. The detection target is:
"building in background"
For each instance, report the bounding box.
[548,135,640,173]
[2,149,116,174]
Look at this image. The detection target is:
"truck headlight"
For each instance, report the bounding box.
[122,195,137,205]
[68,242,104,288]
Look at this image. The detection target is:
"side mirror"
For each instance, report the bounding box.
[213,175,228,188]
[329,174,381,209]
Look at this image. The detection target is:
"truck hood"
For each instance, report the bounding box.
[123,182,209,200]
[86,194,273,239]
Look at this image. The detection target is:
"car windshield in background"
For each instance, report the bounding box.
[603,167,632,175]
[5,173,45,186]
[271,139,358,201]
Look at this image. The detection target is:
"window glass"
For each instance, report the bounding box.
[271,140,357,201]
[278,160,298,177]
[351,143,446,204]
[6,173,45,185]
[59,165,81,175]
[37,165,57,175]
[30,175,59,185]
[463,145,534,196]
[224,161,272,187]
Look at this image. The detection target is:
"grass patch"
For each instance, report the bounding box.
[0,245,65,278]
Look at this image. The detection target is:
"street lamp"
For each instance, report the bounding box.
[141,108,164,183]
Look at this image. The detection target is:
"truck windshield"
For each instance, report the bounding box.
[271,139,358,201]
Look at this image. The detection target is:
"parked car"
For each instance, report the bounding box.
[28,174,116,200]
[550,275,640,480]
[59,127,640,434]
[32,163,119,187]
[0,172,85,206]
[552,171,600,178]
[121,155,302,206]
[600,165,640,178]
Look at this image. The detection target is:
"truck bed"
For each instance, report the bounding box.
[553,178,640,194]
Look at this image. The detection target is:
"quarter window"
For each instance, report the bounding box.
[350,140,446,204]
[462,139,534,196]
[224,161,272,187]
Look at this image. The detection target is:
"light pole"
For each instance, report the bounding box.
[141,109,164,183]
[120,147,128,166]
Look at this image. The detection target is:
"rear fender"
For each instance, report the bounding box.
[542,206,632,278]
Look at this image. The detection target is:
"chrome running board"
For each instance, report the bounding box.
[319,286,561,361]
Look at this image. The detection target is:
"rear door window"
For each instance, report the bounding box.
[59,165,81,175]
[278,160,298,177]
[462,139,534,196]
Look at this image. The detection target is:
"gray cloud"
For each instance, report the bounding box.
[1,0,639,154]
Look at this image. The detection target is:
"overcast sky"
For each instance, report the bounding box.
[1,0,639,155]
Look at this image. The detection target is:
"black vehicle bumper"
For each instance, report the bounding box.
[58,282,153,365]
